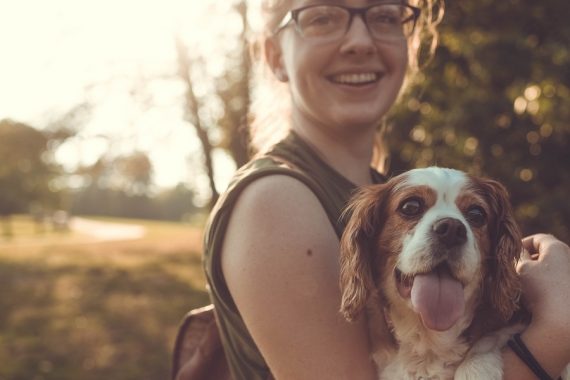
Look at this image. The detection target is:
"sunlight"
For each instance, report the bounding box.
[0,0,207,119]
[0,0,247,189]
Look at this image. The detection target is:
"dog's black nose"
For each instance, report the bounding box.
[433,218,467,247]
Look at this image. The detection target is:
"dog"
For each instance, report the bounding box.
[339,167,569,380]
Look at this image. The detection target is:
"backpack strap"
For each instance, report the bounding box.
[171,305,232,380]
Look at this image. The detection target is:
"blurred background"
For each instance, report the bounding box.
[0,0,568,379]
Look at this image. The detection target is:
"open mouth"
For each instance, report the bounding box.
[395,262,463,297]
[328,72,382,86]
[394,263,466,331]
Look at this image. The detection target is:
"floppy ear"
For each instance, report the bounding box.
[340,183,390,322]
[479,178,522,321]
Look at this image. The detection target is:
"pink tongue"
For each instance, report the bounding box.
[411,268,465,331]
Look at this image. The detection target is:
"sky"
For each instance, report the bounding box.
[0,0,260,201]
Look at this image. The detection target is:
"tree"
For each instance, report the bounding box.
[155,184,200,221]
[216,0,252,168]
[175,0,252,209]
[114,152,153,195]
[68,151,202,221]
[0,119,62,236]
[175,38,220,207]
[387,0,570,242]
[73,151,153,195]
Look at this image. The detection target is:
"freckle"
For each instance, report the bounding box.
[306,249,313,256]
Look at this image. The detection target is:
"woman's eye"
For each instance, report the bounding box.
[300,10,338,27]
[370,13,398,25]
[398,198,423,217]
[466,206,487,227]
[306,15,330,25]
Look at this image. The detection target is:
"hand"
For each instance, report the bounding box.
[517,234,570,332]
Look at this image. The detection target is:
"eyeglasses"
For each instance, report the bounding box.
[274,3,421,42]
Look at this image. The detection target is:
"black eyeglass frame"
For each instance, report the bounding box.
[274,2,421,40]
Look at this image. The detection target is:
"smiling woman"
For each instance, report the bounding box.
[200,0,445,379]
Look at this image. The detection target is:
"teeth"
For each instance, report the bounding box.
[332,72,378,84]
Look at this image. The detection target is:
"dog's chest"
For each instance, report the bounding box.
[374,321,469,380]
[380,354,458,380]
[379,344,465,380]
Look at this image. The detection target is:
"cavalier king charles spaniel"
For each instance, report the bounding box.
[340,167,569,380]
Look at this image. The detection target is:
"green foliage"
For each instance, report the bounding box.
[113,152,154,195]
[0,119,62,217]
[69,152,205,221]
[75,152,154,197]
[69,183,200,221]
[387,0,570,242]
[156,184,203,221]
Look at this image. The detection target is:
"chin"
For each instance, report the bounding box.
[328,107,388,132]
[338,167,553,379]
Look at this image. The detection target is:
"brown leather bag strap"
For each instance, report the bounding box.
[172,305,232,380]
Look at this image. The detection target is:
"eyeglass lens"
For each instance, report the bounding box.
[295,4,415,41]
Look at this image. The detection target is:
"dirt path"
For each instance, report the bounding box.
[69,218,146,241]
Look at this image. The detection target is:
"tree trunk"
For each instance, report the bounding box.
[175,38,219,209]
[229,0,252,168]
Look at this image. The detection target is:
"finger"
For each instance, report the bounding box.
[521,233,551,255]
[516,248,531,273]
[516,248,535,273]
[519,247,532,261]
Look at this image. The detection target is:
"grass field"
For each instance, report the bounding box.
[0,215,210,380]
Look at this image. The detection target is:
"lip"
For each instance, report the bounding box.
[395,268,415,298]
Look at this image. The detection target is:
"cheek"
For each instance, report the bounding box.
[381,42,408,75]
[378,219,408,257]
[376,218,409,275]
[377,235,400,294]
[284,40,325,80]
[473,227,493,272]
[286,47,329,108]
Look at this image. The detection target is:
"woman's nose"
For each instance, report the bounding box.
[339,16,376,55]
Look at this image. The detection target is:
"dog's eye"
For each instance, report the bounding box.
[399,198,423,217]
[466,206,487,227]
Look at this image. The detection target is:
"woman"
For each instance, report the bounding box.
[203,0,570,379]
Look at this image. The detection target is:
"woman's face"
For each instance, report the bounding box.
[267,0,409,135]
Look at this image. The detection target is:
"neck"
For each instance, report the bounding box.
[381,306,471,378]
[385,299,478,366]
[290,111,378,186]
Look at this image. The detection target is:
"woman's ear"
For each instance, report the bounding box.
[264,37,289,82]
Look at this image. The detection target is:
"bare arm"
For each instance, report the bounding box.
[503,234,570,379]
[221,175,377,380]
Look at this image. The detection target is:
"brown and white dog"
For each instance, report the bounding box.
[340,167,569,380]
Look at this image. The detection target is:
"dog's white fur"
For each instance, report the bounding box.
[340,167,569,380]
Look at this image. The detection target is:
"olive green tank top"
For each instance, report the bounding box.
[203,131,385,380]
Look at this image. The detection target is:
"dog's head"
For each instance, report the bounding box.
[340,167,521,332]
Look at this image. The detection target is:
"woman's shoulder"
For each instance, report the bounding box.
[222,173,338,263]
[230,174,326,232]
[224,153,312,195]
[204,162,336,264]
[212,151,326,223]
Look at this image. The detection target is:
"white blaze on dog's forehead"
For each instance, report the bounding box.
[396,167,468,197]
